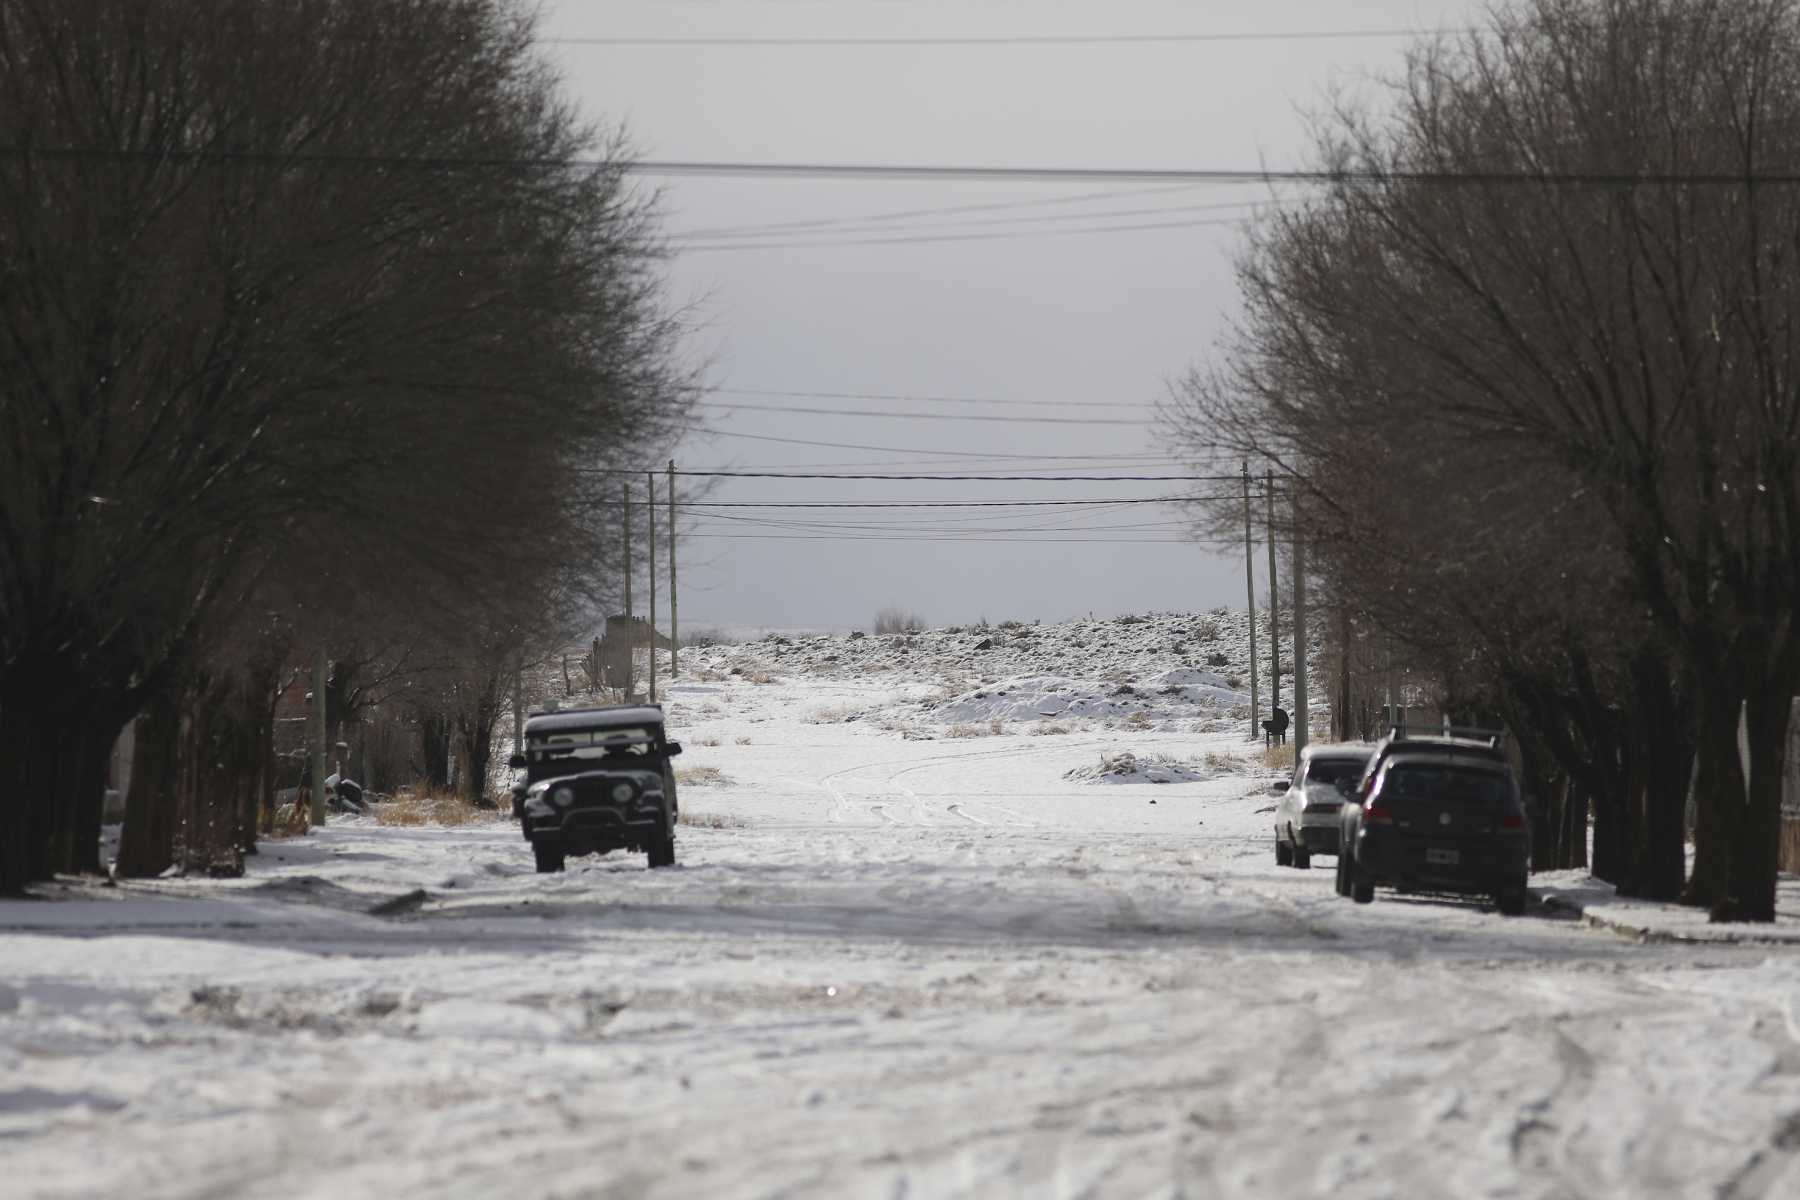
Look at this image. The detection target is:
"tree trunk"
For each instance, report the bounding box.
[1725,683,1795,922]
[1683,693,1746,908]
[118,690,182,879]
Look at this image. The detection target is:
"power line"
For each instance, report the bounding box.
[673,213,1255,251]
[541,29,1449,48]
[634,161,1800,186]
[670,183,1238,239]
[15,147,1800,190]
[703,401,1157,425]
[686,533,1200,544]
[619,470,1237,481]
[676,197,1273,241]
[706,387,1154,410]
[684,497,1207,508]
[681,427,1165,458]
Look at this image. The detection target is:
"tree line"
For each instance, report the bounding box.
[1168,0,1800,921]
[0,0,693,893]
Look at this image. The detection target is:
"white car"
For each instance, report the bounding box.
[1271,742,1374,869]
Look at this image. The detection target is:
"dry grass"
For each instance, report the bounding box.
[679,810,742,829]
[697,737,721,747]
[807,704,856,723]
[675,766,730,787]
[747,671,775,685]
[1259,744,1295,771]
[1126,711,1153,729]
[734,735,753,745]
[373,787,484,827]
[944,723,984,738]
[1032,722,1071,736]
[1202,750,1235,771]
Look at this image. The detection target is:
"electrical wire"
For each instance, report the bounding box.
[674,213,1260,251]
[541,29,1452,48]
[704,387,1156,410]
[679,427,1166,458]
[675,197,1274,241]
[682,497,1210,508]
[702,402,1158,425]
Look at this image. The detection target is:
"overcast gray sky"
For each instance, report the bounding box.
[540,0,1478,631]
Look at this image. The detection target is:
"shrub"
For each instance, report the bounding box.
[873,606,926,634]
[675,766,728,786]
[373,786,483,827]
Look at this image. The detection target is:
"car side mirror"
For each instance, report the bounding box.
[1268,780,1290,795]
[666,741,683,757]
[508,753,526,770]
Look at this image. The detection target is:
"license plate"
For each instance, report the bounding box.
[1426,848,1461,866]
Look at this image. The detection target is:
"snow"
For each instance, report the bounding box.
[3,611,1799,1198]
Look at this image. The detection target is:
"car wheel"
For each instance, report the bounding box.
[1293,843,1311,870]
[1275,835,1293,867]
[646,833,676,869]
[1496,880,1528,916]
[1350,862,1374,904]
[532,841,565,874]
[1334,849,1349,896]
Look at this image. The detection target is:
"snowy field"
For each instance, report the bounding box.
[6,615,1800,1198]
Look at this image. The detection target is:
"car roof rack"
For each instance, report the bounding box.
[1385,721,1506,749]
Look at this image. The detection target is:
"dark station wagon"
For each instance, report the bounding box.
[508,704,682,873]
[1335,729,1531,915]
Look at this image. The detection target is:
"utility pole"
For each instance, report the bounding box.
[1292,489,1309,754]
[1265,468,1281,714]
[622,482,634,699]
[647,472,657,704]
[310,649,328,826]
[513,670,524,755]
[668,460,678,679]
[1242,462,1260,741]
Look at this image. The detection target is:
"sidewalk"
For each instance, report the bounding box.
[1530,868,1800,944]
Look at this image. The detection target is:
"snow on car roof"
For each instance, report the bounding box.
[525,705,665,735]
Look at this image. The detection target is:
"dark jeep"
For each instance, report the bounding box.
[1335,728,1531,915]
[508,705,681,873]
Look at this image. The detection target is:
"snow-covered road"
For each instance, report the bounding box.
[6,673,1800,1198]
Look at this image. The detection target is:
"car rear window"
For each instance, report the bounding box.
[1305,756,1367,787]
[1381,764,1509,805]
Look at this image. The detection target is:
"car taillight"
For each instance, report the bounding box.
[1501,812,1526,831]
[1364,800,1394,826]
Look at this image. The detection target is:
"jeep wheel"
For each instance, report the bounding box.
[646,833,676,869]
[532,841,565,874]
[1275,836,1292,867]
[1292,843,1311,870]
[1496,880,1528,917]
[1351,868,1375,905]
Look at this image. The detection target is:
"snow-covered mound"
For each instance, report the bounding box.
[1063,751,1219,785]
[684,610,1325,735]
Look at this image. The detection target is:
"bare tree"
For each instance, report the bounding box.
[1166,0,1800,917]
[0,0,694,892]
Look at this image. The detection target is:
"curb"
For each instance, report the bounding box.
[1531,888,1800,947]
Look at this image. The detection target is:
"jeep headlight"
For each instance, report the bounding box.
[551,786,573,808]
[611,782,634,804]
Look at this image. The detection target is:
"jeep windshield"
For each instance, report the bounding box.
[527,727,658,764]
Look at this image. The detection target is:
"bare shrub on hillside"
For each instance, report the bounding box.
[873,607,926,635]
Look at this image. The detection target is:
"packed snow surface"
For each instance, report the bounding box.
[5,612,1800,1199]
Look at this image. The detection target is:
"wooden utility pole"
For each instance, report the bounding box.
[668,460,678,679]
[1292,489,1308,754]
[1242,462,1260,741]
[1265,468,1281,713]
[310,649,328,825]
[622,482,634,699]
[513,670,524,754]
[647,473,657,704]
